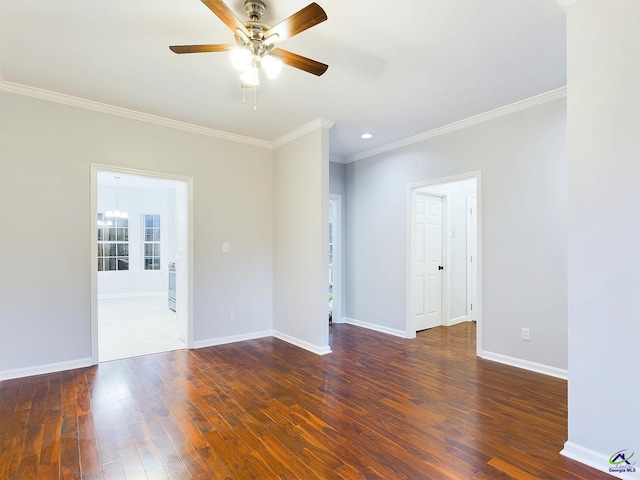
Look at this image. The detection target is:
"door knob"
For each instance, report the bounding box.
[438,265,444,270]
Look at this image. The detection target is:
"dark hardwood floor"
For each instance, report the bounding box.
[0,323,612,479]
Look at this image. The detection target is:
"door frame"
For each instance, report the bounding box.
[329,194,343,324]
[90,164,194,364]
[466,194,478,322]
[405,171,482,356]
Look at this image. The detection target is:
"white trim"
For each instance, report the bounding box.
[447,316,469,327]
[98,292,165,300]
[557,0,582,8]
[343,318,407,338]
[466,194,478,322]
[90,167,99,364]
[0,357,93,382]
[0,78,337,151]
[561,442,636,480]
[272,331,332,355]
[0,80,272,148]
[0,77,565,162]
[480,350,568,380]
[349,87,567,163]
[272,118,335,148]
[196,331,333,356]
[192,331,272,349]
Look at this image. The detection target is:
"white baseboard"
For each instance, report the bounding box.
[192,330,272,349]
[447,315,469,326]
[98,292,165,300]
[343,317,407,338]
[0,357,94,382]
[480,350,568,380]
[272,331,332,355]
[561,442,636,479]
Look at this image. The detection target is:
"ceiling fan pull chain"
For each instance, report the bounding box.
[253,86,258,111]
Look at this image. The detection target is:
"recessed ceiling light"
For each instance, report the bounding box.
[361,133,374,140]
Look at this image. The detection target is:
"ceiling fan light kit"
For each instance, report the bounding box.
[170,0,328,106]
[230,47,252,72]
[240,64,260,86]
[260,53,283,79]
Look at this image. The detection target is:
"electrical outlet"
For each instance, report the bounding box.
[522,328,531,341]
[229,310,235,321]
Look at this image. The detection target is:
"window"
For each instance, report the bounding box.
[143,214,161,270]
[97,213,129,271]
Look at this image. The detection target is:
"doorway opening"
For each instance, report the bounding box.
[91,166,192,362]
[406,172,481,354]
[329,195,342,325]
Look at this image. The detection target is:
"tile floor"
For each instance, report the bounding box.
[98,295,185,362]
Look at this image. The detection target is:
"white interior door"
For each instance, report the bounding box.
[414,193,443,331]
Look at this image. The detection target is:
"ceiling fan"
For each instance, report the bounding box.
[170,0,328,86]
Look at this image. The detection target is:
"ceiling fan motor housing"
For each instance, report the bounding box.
[244,0,266,21]
[169,0,329,77]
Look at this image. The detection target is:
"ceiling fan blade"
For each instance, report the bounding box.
[264,3,327,44]
[170,44,234,54]
[274,48,328,76]
[200,0,250,36]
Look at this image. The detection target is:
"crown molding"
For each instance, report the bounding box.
[348,86,567,163]
[1,77,564,160]
[272,117,335,148]
[0,80,273,149]
[557,0,582,7]
[0,79,336,151]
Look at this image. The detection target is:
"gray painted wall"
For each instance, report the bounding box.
[329,160,346,196]
[273,127,330,352]
[1,90,274,377]
[344,98,568,370]
[565,0,640,465]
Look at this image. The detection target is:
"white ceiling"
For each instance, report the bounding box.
[0,0,566,161]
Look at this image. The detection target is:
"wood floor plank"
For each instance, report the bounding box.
[0,323,615,479]
[59,431,81,479]
[115,434,147,478]
[15,424,44,480]
[37,462,60,479]
[39,411,62,471]
[77,413,102,478]
[128,418,165,473]
[487,457,540,480]
[96,426,119,467]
